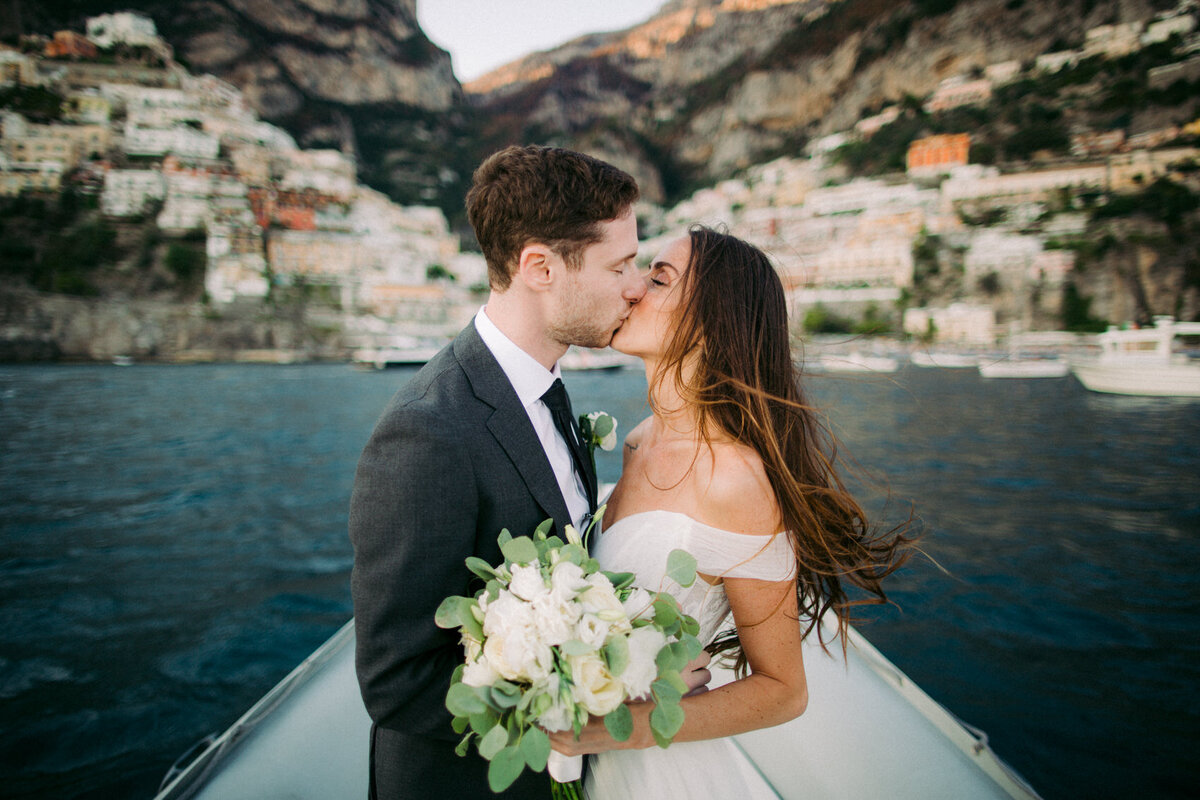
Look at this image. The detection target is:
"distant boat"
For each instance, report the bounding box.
[112,355,135,366]
[153,616,1040,800]
[979,357,1070,379]
[812,351,900,373]
[1070,317,1200,396]
[352,345,443,370]
[559,346,638,371]
[911,350,978,369]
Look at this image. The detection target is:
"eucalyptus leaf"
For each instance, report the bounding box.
[666,549,698,587]
[469,708,498,735]
[465,556,498,580]
[497,528,513,547]
[490,684,520,709]
[652,597,679,629]
[456,602,484,642]
[604,703,634,742]
[592,414,614,438]
[559,639,593,656]
[603,635,630,677]
[520,726,551,771]
[478,723,509,760]
[447,682,487,716]
[454,731,473,757]
[500,535,539,564]
[650,699,685,742]
[652,677,683,706]
[534,518,555,538]
[488,745,527,792]
[603,571,636,591]
[434,596,469,629]
[451,714,469,734]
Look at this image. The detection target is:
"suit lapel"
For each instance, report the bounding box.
[454,324,573,529]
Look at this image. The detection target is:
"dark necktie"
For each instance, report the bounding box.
[540,378,597,512]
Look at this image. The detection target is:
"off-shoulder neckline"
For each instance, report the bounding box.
[603,508,783,538]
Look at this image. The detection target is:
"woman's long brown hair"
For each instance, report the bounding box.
[651,226,915,664]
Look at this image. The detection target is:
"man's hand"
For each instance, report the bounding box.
[682,649,712,697]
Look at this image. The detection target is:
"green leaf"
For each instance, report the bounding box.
[651,677,683,706]
[487,745,526,792]
[497,528,513,547]
[490,681,521,709]
[456,602,484,642]
[501,535,539,564]
[666,549,698,587]
[559,639,593,656]
[604,703,634,741]
[602,571,635,591]
[652,597,679,629]
[592,414,614,438]
[520,725,551,771]
[658,669,689,696]
[478,723,509,760]
[451,714,469,734]
[469,708,498,735]
[649,699,685,743]
[447,682,488,716]
[465,556,498,581]
[434,595,470,629]
[603,635,630,677]
[534,518,555,538]
[454,731,473,757]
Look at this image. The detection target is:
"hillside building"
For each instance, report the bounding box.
[907,134,970,176]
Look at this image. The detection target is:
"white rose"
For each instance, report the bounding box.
[462,642,502,688]
[621,587,655,622]
[622,626,667,699]
[566,652,625,716]
[509,563,548,602]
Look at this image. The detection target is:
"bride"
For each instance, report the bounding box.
[548,226,913,797]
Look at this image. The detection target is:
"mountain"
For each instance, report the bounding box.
[466,0,1174,202]
[2,0,475,210]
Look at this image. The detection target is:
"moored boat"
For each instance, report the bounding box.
[911,350,978,369]
[979,357,1070,379]
[1070,317,1200,396]
[154,616,1040,800]
[812,351,900,374]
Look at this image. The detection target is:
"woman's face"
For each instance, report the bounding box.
[611,234,691,359]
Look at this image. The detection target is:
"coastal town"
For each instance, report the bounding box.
[1,4,1199,361]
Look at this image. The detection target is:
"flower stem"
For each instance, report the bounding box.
[550,778,584,800]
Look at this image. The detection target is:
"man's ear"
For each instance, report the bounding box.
[516,243,556,292]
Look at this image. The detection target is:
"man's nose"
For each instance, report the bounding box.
[624,269,647,302]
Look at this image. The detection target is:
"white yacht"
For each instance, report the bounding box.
[1070,317,1200,396]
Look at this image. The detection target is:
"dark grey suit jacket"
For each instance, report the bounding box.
[350,322,590,798]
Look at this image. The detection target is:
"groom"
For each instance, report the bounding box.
[350,145,647,798]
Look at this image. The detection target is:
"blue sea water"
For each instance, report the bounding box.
[0,362,1197,799]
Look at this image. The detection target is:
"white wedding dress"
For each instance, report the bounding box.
[585,509,795,800]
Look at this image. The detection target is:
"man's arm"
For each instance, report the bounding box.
[350,401,479,738]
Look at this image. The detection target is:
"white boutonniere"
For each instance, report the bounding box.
[578,411,617,472]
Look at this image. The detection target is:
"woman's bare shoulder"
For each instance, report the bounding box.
[694,441,780,535]
[623,416,653,449]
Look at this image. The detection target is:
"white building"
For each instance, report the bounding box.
[123,123,220,160]
[1084,22,1145,59]
[941,165,1108,206]
[904,303,996,344]
[812,236,915,288]
[964,230,1043,284]
[86,12,160,49]
[1035,50,1081,74]
[101,167,166,216]
[1143,12,1197,44]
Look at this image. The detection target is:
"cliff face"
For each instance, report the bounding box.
[467,0,1168,200]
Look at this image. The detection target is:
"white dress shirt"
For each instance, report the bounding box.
[474,308,590,529]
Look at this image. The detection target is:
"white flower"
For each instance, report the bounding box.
[578,573,627,622]
[534,673,574,732]
[622,626,667,699]
[621,586,655,621]
[575,613,612,649]
[566,652,624,716]
[462,636,502,688]
[550,561,588,599]
[480,590,552,682]
[509,563,548,602]
[530,592,580,646]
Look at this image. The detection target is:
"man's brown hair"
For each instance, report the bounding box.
[466,145,640,290]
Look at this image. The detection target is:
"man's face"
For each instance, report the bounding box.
[547,208,645,349]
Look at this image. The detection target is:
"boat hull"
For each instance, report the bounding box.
[1071,361,1200,396]
[155,618,1039,800]
[979,359,1070,379]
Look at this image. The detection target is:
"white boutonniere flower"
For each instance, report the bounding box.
[578,411,618,473]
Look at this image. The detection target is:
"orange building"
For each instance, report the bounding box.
[906,134,970,176]
[46,31,98,59]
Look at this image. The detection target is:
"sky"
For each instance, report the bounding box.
[416,1,669,82]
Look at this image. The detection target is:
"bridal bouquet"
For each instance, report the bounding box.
[435,513,703,796]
